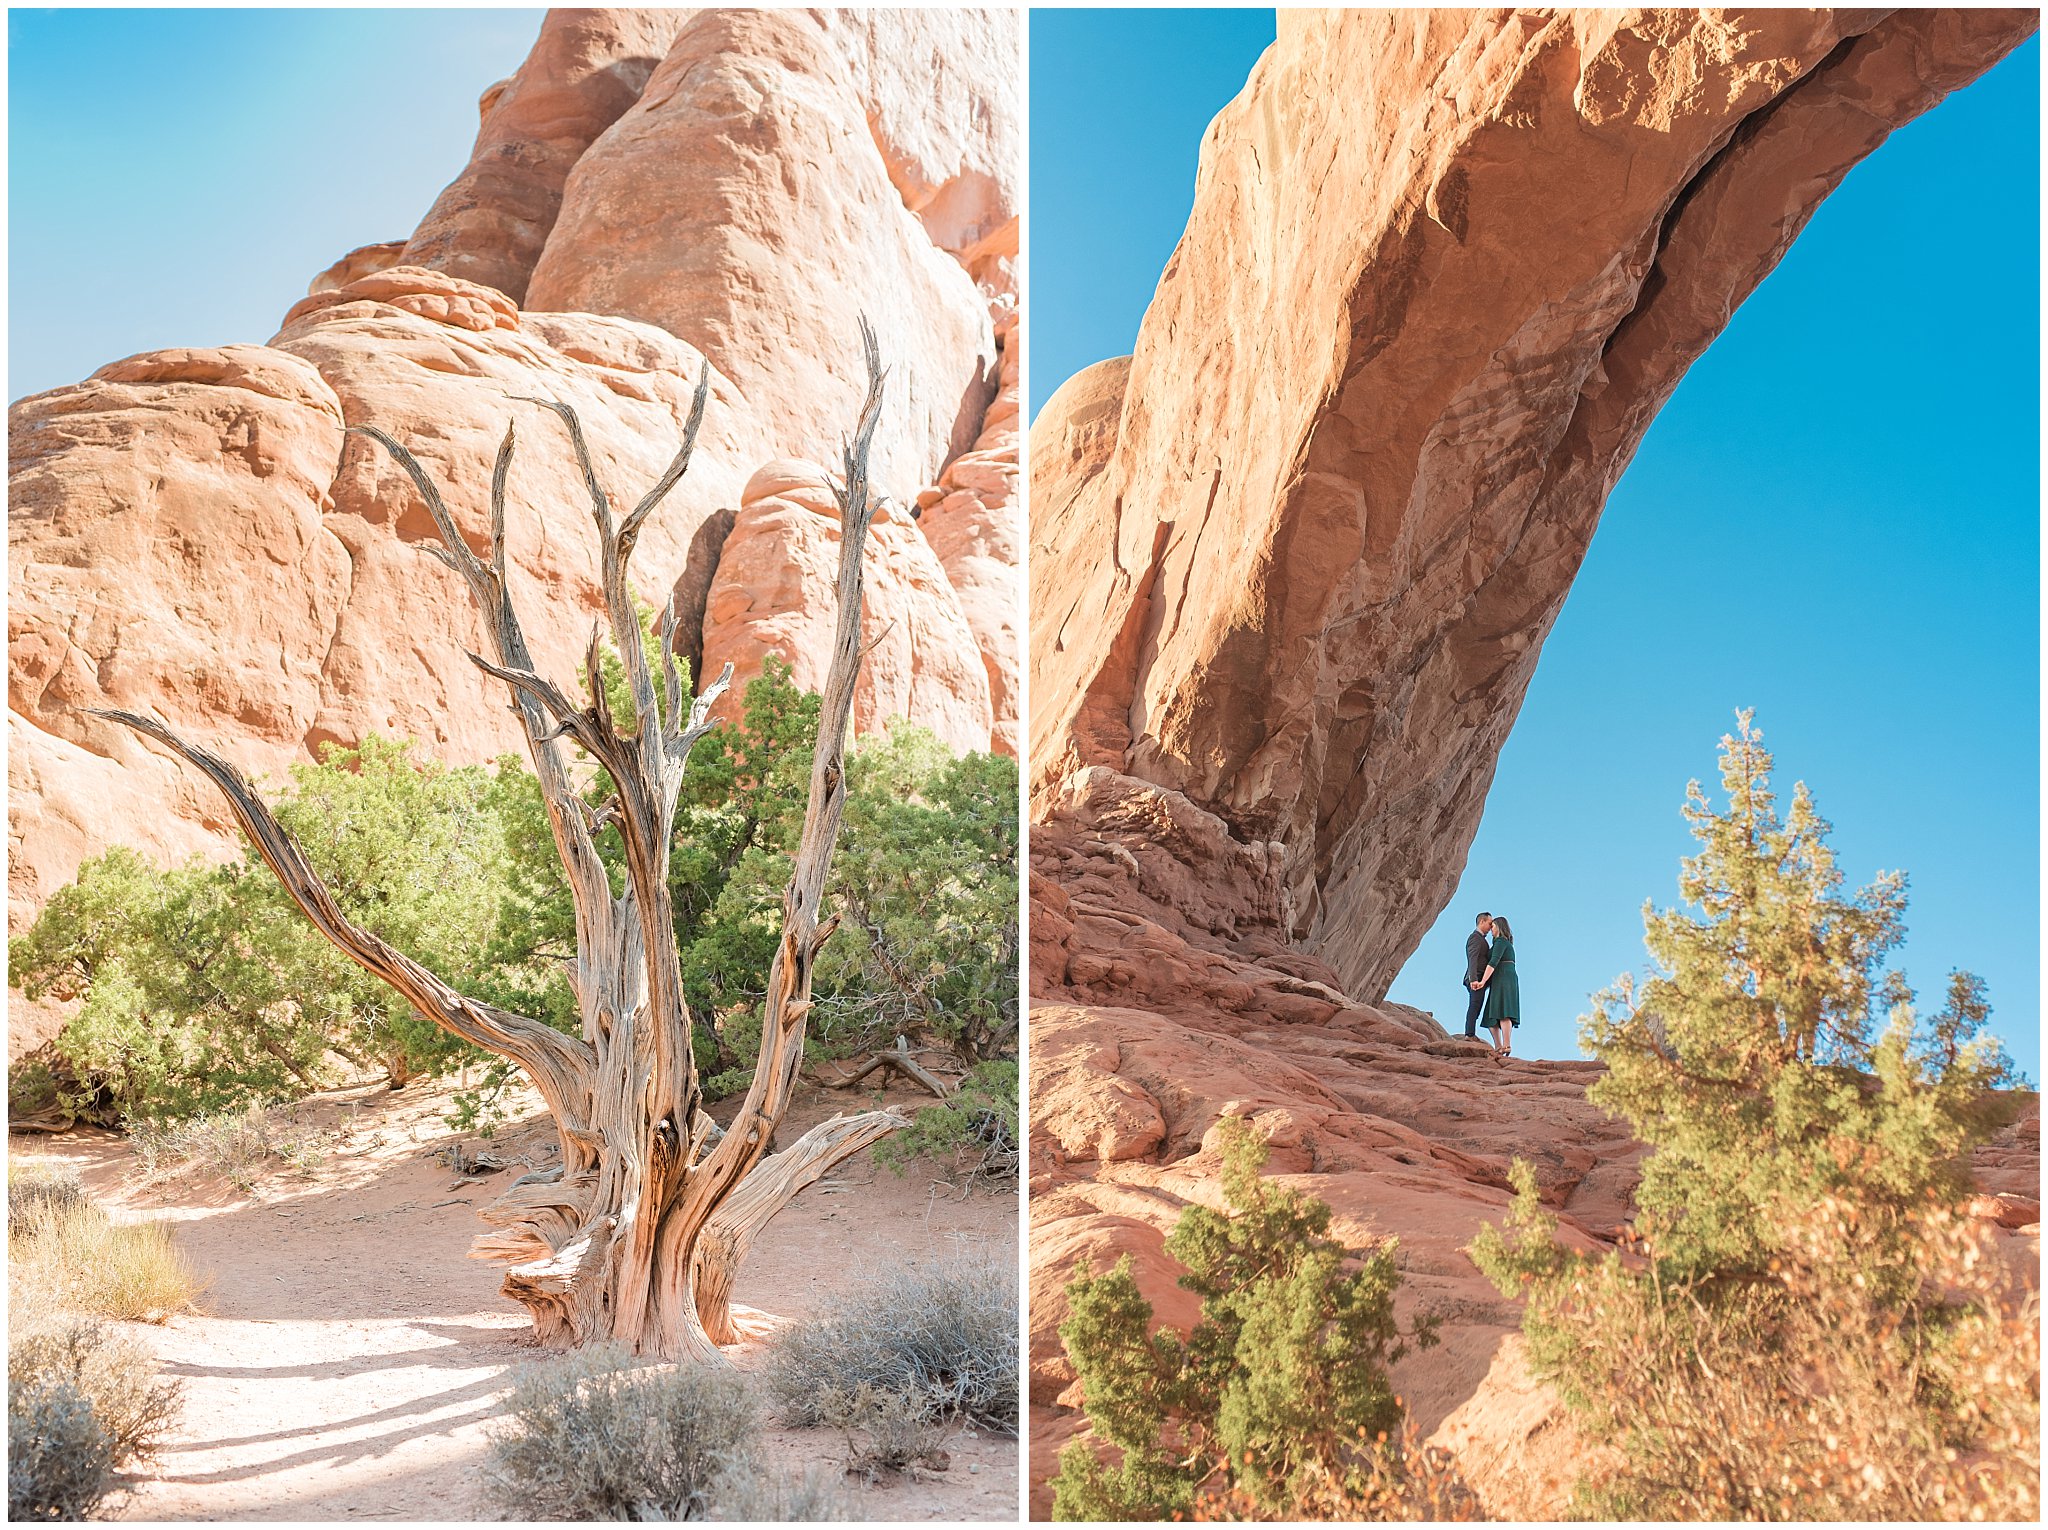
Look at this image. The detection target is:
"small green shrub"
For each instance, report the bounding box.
[7,1377,115,1522]
[875,1059,1018,1186]
[1051,1116,1443,1521]
[764,1253,1018,1433]
[486,1347,758,1520]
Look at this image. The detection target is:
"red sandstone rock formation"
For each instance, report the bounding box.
[9,8,1019,936]
[1027,9,2038,1516]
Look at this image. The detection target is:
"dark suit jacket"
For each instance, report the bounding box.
[1464,929,1490,985]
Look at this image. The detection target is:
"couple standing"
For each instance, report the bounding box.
[1461,911,1519,1060]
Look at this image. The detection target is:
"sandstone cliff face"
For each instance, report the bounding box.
[9,7,1019,935]
[1031,7,2037,998]
[1027,8,2038,1516]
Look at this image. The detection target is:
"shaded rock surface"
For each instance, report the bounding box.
[10,7,1019,930]
[1026,10,2038,1516]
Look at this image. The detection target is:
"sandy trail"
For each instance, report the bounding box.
[12,1075,1019,1521]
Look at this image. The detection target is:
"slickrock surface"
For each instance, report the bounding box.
[10,7,1019,933]
[1029,7,2038,998]
[401,8,689,305]
[701,459,992,756]
[1026,10,2038,1515]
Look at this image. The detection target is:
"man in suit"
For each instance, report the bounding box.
[1463,912,1494,1038]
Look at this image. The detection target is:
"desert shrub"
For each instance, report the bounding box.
[9,740,538,1123]
[9,1319,181,1465]
[764,1253,1018,1433]
[1190,1419,1482,1522]
[1479,1169,2038,1519]
[1051,1116,1443,1521]
[1471,713,2035,1519]
[8,1166,88,1235]
[129,1103,325,1191]
[486,1347,758,1520]
[7,1378,115,1522]
[874,1058,1018,1185]
[703,1460,854,1521]
[814,736,1020,1066]
[14,660,1018,1128]
[9,1190,200,1324]
[815,1383,952,1482]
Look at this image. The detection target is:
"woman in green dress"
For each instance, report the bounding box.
[1478,915,1520,1061]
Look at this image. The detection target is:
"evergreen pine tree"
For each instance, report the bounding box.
[1472,711,2031,1518]
[1052,1117,1439,1519]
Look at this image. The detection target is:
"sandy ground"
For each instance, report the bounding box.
[9,1073,1021,1521]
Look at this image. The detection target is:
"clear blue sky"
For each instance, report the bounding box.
[1030,11,2041,1083]
[8,8,540,402]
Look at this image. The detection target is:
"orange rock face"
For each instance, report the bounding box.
[1026,8,2037,1515]
[525,8,997,499]
[400,8,688,305]
[921,303,1022,756]
[700,458,992,755]
[9,8,1018,929]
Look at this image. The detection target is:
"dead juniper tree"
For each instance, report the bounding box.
[98,323,906,1361]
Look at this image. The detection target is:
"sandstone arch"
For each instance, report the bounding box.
[1030,8,2038,999]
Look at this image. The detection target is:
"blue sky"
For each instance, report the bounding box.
[1030,12,2042,1083]
[8,8,540,401]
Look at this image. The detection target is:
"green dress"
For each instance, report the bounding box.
[1482,936,1520,1028]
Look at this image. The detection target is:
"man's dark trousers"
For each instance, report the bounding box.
[1463,928,1490,1037]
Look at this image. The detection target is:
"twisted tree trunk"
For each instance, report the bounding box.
[99,322,905,1361]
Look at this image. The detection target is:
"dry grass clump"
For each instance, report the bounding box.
[8,1179,201,1325]
[1524,1199,2039,1520]
[129,1103,325,1191]
[485,1347,758,1520]
[764,1253,1018,1433]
